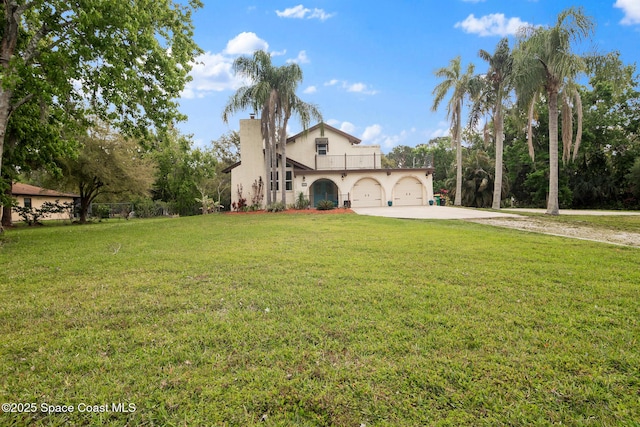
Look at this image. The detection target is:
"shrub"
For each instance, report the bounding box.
[266,202,286,212]
[133,198,166,218]
[233,184,248,212]
[13,200,74,225]
[293,192,309,210]
[93,204,111,220]
[316,199,335,210]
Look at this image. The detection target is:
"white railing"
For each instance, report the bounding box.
[315,154,381,170]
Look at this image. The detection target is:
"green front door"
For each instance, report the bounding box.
[313,180,338,207]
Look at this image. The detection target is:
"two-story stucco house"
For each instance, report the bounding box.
[227,118,434,208]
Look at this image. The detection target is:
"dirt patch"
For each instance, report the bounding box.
[468,217,640,247]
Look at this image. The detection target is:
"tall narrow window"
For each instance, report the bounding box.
[24,197,32,208]
[285,171,293,191]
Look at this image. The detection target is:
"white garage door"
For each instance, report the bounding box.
[351,178,383,207]
[393,177,423,206]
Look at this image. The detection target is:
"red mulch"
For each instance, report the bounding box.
[225,208,354,215]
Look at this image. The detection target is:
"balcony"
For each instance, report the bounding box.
[315,154,381,170]
[313,153,434,171]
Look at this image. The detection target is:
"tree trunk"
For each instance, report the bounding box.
[1,180,12,227]
[492,102,504,210]
[270,124,277,204]
[546,89,560,215]
[454,118,462,206]
[264,139,272,206]
[0,1,21,215]
[0,89,13,224]
[261,115,271,207]
[280,116,289,206]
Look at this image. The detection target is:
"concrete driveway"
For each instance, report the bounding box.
[351,205,521,219]
[351,206,640,220]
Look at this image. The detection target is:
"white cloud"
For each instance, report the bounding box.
[615,0,640,25]
[362,124,383,142]
[182,32,272,99]
[276,5,335,21]
[287,50,310,64]
[361,125,414,149]
[455,13,531,37]
[224,32,269,55]
[277,5,308,18]
[324,79,377,95]
[303,85,317,94]
[339,121,356,134]
[181,52,245,99]
[308,8,335,21]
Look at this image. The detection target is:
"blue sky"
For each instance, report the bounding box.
[176,0,640,153]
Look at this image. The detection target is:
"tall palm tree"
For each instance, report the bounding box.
[223,50,321,207]
[223,50,277,205]
[273,64,322,206]
[432,57,475,206]
[513,7,593,215]
[476,38,513,209]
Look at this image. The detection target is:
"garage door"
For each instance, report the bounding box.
[351,178,383,207]
[393,177,423,206]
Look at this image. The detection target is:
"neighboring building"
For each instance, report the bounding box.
[226,118,434,208]
[7,183,79,222]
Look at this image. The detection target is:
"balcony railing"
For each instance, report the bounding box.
[315,154,381,170]
[314,153,434,170]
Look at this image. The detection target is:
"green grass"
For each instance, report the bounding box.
[1,213,639,426]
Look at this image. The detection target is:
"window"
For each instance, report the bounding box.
[23,197,32,209]
[286,171,293,191]
[316,138,328,155]
[271,170,293,191]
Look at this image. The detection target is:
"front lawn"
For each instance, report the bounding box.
[1,214,638,426]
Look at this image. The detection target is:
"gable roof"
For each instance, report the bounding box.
[287,122,362,145]
[11,182,79,198]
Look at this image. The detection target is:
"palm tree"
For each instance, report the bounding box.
[222,50,277,205]
[223,50,321,207]
[513,7,593,215]
[273,64,322,206]
[432,57,475,206]
[475,38,513,209]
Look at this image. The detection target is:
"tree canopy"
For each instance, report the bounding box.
[0,0,202,209]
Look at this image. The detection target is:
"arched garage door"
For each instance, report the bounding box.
[393,177,423,206]
[351,178,383,207]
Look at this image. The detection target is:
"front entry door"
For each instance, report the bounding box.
[313,180,337,207]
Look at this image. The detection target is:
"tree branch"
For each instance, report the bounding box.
[22,22,49,64]
[9,93,35,114]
